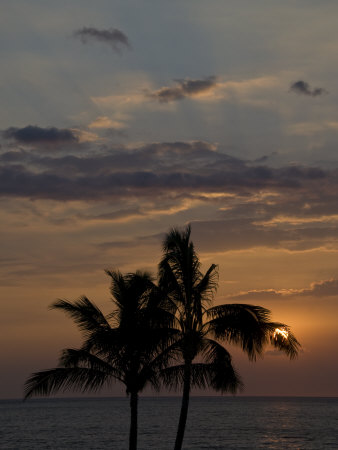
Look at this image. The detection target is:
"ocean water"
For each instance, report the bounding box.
[1,396,337,449]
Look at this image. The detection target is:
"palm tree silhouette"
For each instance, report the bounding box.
[158,225,300,450]
[24,270,175,450]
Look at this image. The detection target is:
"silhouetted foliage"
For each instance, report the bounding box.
[24,227,300,450]
[158,225,300,450]
[24,271,176,450]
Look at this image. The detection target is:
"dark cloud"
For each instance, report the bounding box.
[228,279,338,301]
[289,80,327,97]
[0,140,238,176]
[0,140,334,201]
[2,126,78,145]
[0,150,27,162]
[148,76,217,102]
[0,164,330,201]
[73,27,131,53]
[3,136,338,256]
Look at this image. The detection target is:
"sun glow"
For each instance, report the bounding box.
[274,328,289,340]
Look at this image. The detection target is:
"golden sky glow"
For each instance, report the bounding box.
[1,0,338,399]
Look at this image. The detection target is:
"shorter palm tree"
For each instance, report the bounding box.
[24,270,175,450]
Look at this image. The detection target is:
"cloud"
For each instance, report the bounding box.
[3,136,338,253]
[147,76,217,102]
[191,204,338,253]
[298,279,338,297]
[289,80,327,97]
[2,125,79,145]
[70,128,99,143]
[229,279,338,301]
[287,121,338,137]
[91,76,281,110]
[2,136,338,252]
[88,116,127,130]
[79,195,202,224]
[0,139,334,201]
[229,289,286,301]
[73,27,131,53]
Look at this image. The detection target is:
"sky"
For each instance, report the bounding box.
[1,0,338,399]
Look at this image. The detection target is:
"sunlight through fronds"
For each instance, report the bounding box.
[273,327,289,340]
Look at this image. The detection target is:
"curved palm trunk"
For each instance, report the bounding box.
[174,361,192,450]
[129,391,138,450]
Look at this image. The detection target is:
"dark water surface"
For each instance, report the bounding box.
[1,397,337,449]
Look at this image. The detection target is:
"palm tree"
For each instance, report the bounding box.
[24,270,175,450]
[158,225,300,450]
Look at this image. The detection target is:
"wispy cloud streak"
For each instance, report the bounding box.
[147,77,217,102]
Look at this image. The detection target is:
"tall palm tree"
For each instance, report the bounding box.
[24,270,175,450]
[158,225,301,450]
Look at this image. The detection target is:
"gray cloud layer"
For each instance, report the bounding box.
[0,139,330,200]
[289,80,327,97]
[148,77,217,102]
[2,126,78,145]
[2,135,338,254]
[73,27,131,53]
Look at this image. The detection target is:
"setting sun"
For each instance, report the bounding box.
[273,328,289,341]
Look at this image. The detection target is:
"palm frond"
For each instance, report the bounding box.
[160,225,201,294]
[160,226,218,333]
[140,330,183,375]
[206,304,274,360]
[106,270,157,327]
[269,327,301,359]
[160,364,186,390]
[196,264,218,302]
[52,297,111,336]
[191,263,218,326]
[200,337,232,362]
[24,367,114,399]
[158,258,185,305]
[105,270,126,308]
[82,326,120,355]
[199,338,243,392]
[59,348,123,379]
[162,225,192,255]
[160,360,242,394]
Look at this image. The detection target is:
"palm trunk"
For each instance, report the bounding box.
[174,361,192,450]
[129,391,138,450]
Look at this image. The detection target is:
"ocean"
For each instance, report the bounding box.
[1,396,337,449]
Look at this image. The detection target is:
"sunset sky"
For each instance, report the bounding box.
[1,0,338,399]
